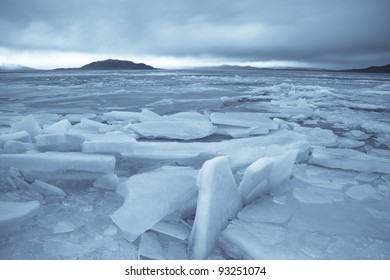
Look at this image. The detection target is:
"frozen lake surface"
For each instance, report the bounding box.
[0,69,389,259]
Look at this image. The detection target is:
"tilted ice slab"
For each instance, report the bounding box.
[0,201,40,226]
[310,148,390,174]
[188,156,243,259]
[209,112,279,130]
[111,167,198,242]
[0,152,116,173]
[35,133,85,151]
[238,149,298,204]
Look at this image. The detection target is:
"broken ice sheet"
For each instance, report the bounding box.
[111,167,198,242]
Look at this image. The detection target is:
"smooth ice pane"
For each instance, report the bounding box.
[111,167,198,242]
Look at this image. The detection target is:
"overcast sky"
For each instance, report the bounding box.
[1,0,389,69]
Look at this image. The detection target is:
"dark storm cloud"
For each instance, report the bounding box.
[1,0,390,68]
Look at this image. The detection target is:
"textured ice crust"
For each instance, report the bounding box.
[1,70,390,260]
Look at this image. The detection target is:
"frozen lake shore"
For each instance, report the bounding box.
[0,69,389,259]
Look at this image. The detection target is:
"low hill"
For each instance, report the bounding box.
[80,59,154,70]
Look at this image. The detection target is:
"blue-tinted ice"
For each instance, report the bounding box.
[0,69,389,259]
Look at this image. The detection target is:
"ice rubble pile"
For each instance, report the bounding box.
[1,107,390,260]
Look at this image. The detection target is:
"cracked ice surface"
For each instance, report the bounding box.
[0,69,390,260]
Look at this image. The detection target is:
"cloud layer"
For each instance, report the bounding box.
[1,0,389,68]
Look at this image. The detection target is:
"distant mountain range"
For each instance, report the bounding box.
[1,59,389,73]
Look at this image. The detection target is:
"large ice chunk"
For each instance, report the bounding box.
[43,119,71,134]
[111,167,198,242]
[0,152,116,173]
[82,138,137,154]
[35,133,85,151]
[310,148,390,174]
[11,115,42,138]
[188,156,242,259]
[0,201,40,226]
